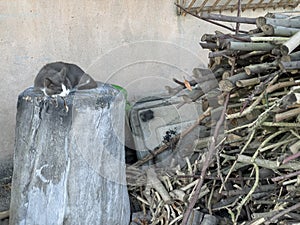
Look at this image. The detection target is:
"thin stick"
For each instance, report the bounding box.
[181,93,230,225]
[265,202,300,225]
[262,121,300,127]
[235,0,241,34]
[272,170,300,182]
[282,151,300,164]
[235,163,259,223]
[219,129,255,193]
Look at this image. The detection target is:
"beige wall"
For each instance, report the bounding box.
[0,0,298,159]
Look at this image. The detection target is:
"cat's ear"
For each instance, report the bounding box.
[59,67,67,80]
[44,78,53,88]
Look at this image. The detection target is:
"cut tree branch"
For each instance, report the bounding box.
[175,3,248,33]
[181,93,230,225]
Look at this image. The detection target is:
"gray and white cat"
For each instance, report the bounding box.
[34,62,97,97]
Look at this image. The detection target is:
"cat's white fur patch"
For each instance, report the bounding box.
[58,84,70,97]
[40,84,69,97]
[41,88,48,96]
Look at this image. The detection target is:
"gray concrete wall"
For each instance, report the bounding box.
[0,0,298,160]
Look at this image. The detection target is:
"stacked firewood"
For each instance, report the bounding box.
[198,12,300,224]
[201,13,300,95]
[128,12,300,225]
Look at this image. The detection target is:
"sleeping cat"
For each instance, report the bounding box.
[34,62,97,97]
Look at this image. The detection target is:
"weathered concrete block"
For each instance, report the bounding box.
[10,84,130,225]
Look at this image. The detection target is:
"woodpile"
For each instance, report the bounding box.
[198,14,300,225]
[128,11,300,225]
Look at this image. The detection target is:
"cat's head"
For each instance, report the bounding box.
[43,67,70,97]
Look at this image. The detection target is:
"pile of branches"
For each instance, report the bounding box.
[128,11,300,225]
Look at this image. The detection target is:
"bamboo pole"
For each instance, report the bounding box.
[256,16,300,29]
[279,61,300,71]
[201,33,217,42]
[227,42,276,51]
[219,72,249,92]
[208,50,235,58]
[199,42,218,50]
[275,107,300,122]
[250,36,289,43]
[239,51,267,59]
[244,61,278,75]
[281,31,300,55]
[236,75,269,87]
[281,51,300,62]
[261,24,300,37]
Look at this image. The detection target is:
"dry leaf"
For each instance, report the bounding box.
[184,78,192,91]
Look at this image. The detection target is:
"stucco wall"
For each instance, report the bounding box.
[0,0,298,160]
